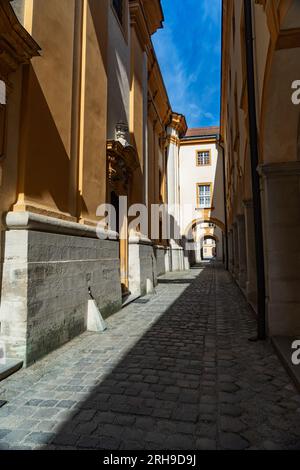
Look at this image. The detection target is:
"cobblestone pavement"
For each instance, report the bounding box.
[0,262,299,450]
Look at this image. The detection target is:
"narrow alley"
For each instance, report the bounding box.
[0,263,299,451]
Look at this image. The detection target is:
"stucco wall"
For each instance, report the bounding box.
[12,0,109,222]
[179,142,225,233]
[17,0,76,215]
[81,0,108,221]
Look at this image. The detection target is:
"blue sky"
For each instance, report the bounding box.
[152,0,222,129]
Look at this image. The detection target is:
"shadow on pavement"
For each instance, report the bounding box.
[40,264,215,450]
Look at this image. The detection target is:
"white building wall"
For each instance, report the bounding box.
[179,140,225,262]
[166,127,185,270]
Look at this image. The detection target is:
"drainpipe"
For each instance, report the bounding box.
[244,0,266,340]
[218,139,229,271]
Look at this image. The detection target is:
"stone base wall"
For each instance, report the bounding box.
[164,248,172,273]
[155,246,171,277]
[0,213,191,366]
[129,242,187,297]
[129,239,157,297]
[0,213,121,366]
[170,245,185,272]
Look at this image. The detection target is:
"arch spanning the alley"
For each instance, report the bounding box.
[183,217,225,265]
[183,217,225,240]
[201,234,219,243]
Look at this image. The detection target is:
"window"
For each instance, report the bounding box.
[197,184,211,208]
[196,150,211,166]
[113,0,123,25]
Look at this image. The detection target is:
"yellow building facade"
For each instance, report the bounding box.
[221,0,300,342]
[0,0,187,366]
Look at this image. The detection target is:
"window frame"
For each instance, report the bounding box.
[111,0,128,42]
[196,149,211,167]
[112,0,123,24]
[196,183,213,209]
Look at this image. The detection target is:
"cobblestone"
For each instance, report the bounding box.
[0,262,299,450]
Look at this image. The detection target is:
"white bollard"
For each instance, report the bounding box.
[87,299,107,332]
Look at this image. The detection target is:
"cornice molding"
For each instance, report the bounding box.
[0,0,40,83]
[129,231,153,246]
[148,47,171,127]
[256,0,280,43]
[276,27,300,50]
[5,211,119,241]
[129,1,150,51]
[220,0,232,139]
[180,138,217,146]
[258,161,300,178]
[129,0,163,50]
[166,135,179,147]
[140,0,163,35]
[168,112,187,137]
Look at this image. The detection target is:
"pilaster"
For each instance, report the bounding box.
[243,199,257,306]
[258,161,300,336]
[236,214,247,289]
[232,222,239,279]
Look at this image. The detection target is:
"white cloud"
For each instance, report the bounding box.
[202,0,222,25]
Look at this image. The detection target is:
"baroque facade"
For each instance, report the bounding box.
[0,0,187,367]
[221,0,300,347]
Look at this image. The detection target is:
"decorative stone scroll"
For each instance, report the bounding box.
[0,0,40,84]
[107,134,140,195]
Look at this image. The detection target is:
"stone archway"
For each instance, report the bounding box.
[184,217,225,265]
[200,234,218,260]
[184,217,225,240]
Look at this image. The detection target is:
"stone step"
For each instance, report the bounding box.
[0,359,23,382]
[122,293,141,308]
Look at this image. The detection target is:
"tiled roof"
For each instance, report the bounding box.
[183,126,220,138]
